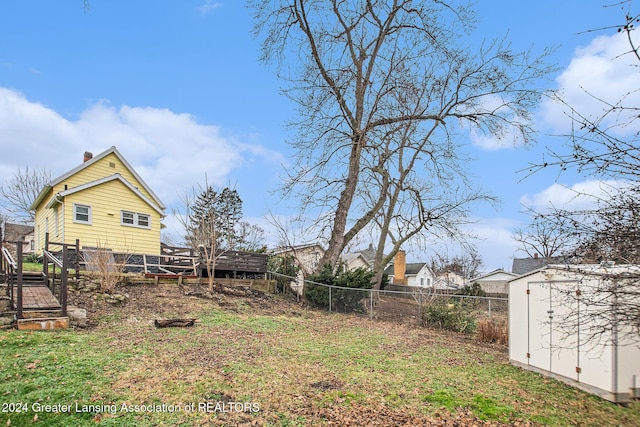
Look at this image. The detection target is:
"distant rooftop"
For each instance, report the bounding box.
[511,255,573,275]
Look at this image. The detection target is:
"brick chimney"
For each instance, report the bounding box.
[83,151,93,162]
[393,250,407,285]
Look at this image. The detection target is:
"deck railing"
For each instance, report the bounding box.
[42,233,75,318]
[2,244,18,314]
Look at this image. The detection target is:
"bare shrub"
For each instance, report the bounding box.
[476,318,508,345]
[83,243,130,293]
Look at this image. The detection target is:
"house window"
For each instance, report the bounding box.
[121,211,151,229]
[74,204,92,224]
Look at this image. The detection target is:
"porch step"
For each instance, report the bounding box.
[17,317,69,330]
[10,272,46,286]
[21,310,63,319]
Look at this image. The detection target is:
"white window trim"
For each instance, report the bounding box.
[120,210,151,229]
[73,203,92,225]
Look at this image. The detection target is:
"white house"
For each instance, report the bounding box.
[509,264,640,403]
[471,269,518,295]
[385,251,435,288]
[433,270,465,290]
[271,243,325,295]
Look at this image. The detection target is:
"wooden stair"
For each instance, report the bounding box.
[9,272,69,330]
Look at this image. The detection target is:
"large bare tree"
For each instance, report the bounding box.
[250,0,553,275]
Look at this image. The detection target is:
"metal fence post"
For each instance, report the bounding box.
[488,298,492,320]
[370,289,373,320]
[329,286,332,313]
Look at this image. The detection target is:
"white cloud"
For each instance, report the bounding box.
[469,218,521,272]
[542,31,640,135]
[520,179,628,213]
[0,87,280,214]
[197,1,223,15]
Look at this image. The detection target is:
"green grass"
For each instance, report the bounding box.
[21,262,44,272]
[0,300,638,426]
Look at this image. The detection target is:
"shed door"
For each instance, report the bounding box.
[549,282,579,381]
[527,280,552,371]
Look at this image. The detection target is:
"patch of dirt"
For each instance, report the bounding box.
[65,279,516,426]
[299,404,535,427]
[67,280,303,329]
[310,380,343,391]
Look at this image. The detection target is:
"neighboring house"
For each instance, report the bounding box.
[340,252,371,271]
[433,270,466,290]
[470,269,518,295]
[271,243,325,295]
[2,222,35,258]
[509,263,640,403]
[30,147,166,255]
[511,254,573,275]
[342,242,390,271]
[385,251,435,287]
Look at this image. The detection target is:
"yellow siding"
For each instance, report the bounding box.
[33,150,163,255]
[52,153,155,202]
[63,179,161,254]
[33,188,54,250]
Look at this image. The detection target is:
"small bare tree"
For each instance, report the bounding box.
[236,221,266,252]
[177,184,223,293]
[83,242,130,294]
[0,167,51,222]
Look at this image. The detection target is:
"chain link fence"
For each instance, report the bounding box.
[267,271,508,327]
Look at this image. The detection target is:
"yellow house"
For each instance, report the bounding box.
[30,146,166,254]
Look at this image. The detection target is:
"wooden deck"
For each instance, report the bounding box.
[13,285,61,311]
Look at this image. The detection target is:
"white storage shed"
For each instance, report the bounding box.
[509,264,640,403]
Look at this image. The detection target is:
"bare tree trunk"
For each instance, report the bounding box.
[319,140,363,270]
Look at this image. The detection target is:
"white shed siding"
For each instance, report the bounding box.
[509,265,640,403]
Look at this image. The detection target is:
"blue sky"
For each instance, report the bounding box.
[1,1,638,272]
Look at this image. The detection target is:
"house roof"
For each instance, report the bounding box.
[31,146,165,211]
[471,268,518,282]
[384,262,430,276]
[45,174,165,216]
[340,252,370,267]
[358,243,377,263]
[271,243,325,255]
[511,255,573,275]
[3,223,34,242]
